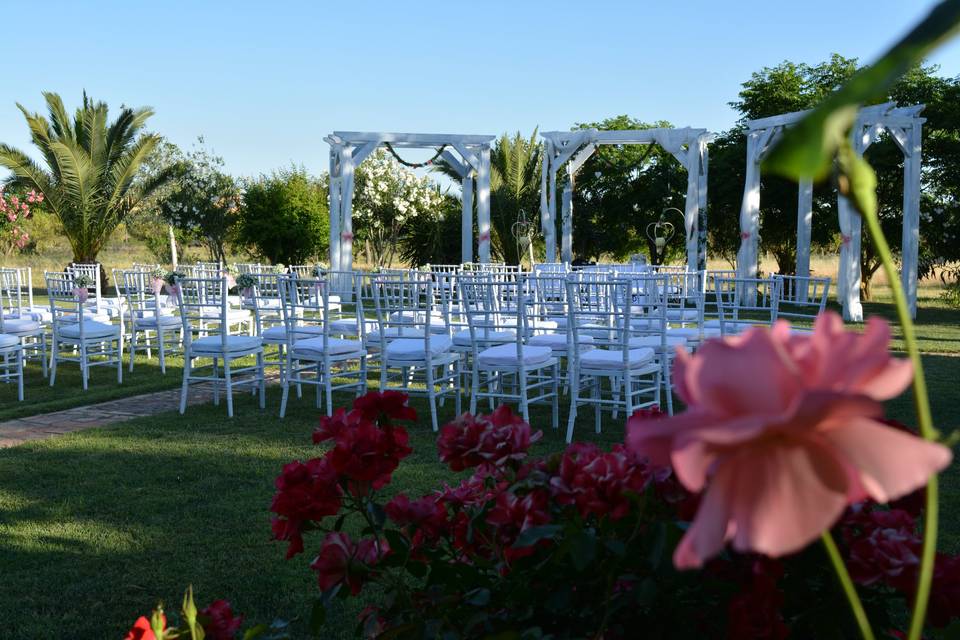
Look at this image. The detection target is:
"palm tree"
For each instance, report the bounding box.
[0,92,175,270]
[436,131,542,265]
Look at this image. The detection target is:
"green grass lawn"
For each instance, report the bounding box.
[0,296,958,638]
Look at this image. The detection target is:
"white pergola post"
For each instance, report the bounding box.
[683,142,700,272]
[477,146,492,263]
[339,146,357,274]
[696,139,710,270]
[795,178,814,301]
[461,173,474,263]
[901,120,922,318]
[737,130,762,281]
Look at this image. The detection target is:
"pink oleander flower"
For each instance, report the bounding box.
[627,311,952,569]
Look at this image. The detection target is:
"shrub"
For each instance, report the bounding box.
[238,168,328,265]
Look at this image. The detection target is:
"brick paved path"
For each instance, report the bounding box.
[0,385,218,448]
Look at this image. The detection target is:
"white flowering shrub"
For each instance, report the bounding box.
[353,150,444,267]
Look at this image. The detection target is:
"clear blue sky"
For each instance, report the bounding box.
[2,0,958,178]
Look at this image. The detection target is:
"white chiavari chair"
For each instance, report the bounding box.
[46,271,123,389]
[277,274,367,418]
[117,269,181,374]
[460,274,559,429]
[176,275,265,417]
[566,276,660,443]
[372,273,460,431]
[0,268,48,376]
[773,274,831,332]
[711,275,780,336]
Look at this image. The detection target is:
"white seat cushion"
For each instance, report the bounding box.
[198,307,252,323]
[0,333,20,350]
[191,335,262,354]
[59,320,120,340]
[628,335,688,349]
[389,310,446,325]
[385,335,453,361]
[329,317,379,336]
[528,332,594,351]
[367,327,427,344]
[530,318,560,331]
[2,318,42,334]
[477,343,552,367]
[7,308,52,323]
[667,327,722,340]
[453,328,516,346]
[135,314,181,329]
[292,336,364,358]
[262,325,324,342]
[579,347,655,370]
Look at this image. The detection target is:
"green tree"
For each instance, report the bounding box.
[238,167,329,265]
[159,141,240,264]
[0,92,174,269]
[126,139,193,264]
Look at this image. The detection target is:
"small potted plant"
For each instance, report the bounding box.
[235,273,258,301]
[71,274,94,303]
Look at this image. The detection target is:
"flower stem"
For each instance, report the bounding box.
[822,531,876,640]
[853,159,938,640]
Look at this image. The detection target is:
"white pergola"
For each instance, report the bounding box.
[737,102,925,320]
[324,132,496,271]
[539,128,715,269]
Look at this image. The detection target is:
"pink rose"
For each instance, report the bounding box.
[627,312,952,569]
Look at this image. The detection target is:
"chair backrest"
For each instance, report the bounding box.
[67,262,102,311]
[174,276,233,351]
[524,273,568,326]
[277,274,331,352]
[45,271,91,339]
[713,276,779,331]
[566,275,632,359]
[660,269,704,327]
[239,272,284,335]
[703,269,738,320]
[0,268,25,325]
[623,272,669,340]
[774,274,830,323]
[234,262,265,274]
[0,266,34,312]
[459,274,530,360]
[116,269,166,324]
[372,272,445,340]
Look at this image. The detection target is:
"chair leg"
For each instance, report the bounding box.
[324,360,333,417]
[551,364,559,431]
[426,361,438,432]
[469,363,479,415]
[593,377,601,434]
[80,343,89,390]
[519,369,530,424]
[158,328,167,375]
[128,330,137,372]
[224,359,234,418]
[279,357,291,418]
[566,365,579,443]
[212,358,220,406]
[116,336,123,384]
[180,356,192,414]
[663,356,674,415]
[40,335,47,378]
[315,363,323,409]
[258,352,265,409]
[17,353,24,401]
[49,339,58,387]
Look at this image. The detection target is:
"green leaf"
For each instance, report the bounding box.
[513,524,562,548]
[570,531,597,572]
[764,0,960,179]
[366,501,386,529]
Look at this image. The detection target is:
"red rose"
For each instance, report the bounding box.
[123,614,165,640]
[313,407,362,445]
[352,390,417,423]
[549,443,652,521]
[486,489,551,562]
[270,458,343,558]
[386,493,449,540]
[437,406,542,472]
[327,419,412,495]
[310,532,388,595]
[200,600,244,640]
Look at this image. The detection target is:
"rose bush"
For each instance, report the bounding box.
[266,379,959,638]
